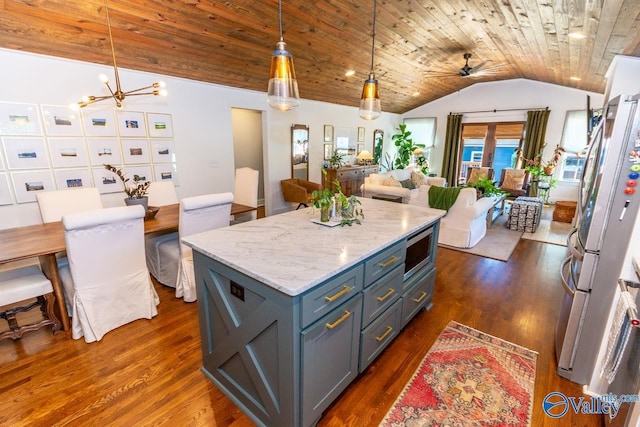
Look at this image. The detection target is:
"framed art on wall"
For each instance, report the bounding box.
[0,173,13,205]
[324,144,333,160]
[116,111,147,137]
[2,137,50,169]
[153,163,178,185]
[122,139,150,164]
[82,108,117,137]
[324,125,333,142]
[54,168,93,190]
[358,127,365,142]
[147,113,173,138]
[48,138,89,168]
[11,170,55,203]
[0,102,42,135]
[124,165,153,184]
[41,105,83,136]
[150,139,175,163]
[92,166,123,194]
[87,138,122,166]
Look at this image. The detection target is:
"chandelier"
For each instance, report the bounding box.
[359,0,381,120]
[74,0,167,109]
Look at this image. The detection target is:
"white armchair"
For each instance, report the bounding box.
[233,167,259,222]
[36,187,103,223]
[156,192,234,302]
[59,205,159,343]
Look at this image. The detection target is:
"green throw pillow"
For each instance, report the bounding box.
[399,178,416,190]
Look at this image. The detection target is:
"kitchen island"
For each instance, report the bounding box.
[184,198,444,426]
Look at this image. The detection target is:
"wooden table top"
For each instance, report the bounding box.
[0,202,256,264]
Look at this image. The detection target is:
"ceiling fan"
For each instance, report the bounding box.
[424,53,504,79]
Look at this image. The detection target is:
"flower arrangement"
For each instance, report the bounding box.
[311,171,364,226]
[104,164,149,199]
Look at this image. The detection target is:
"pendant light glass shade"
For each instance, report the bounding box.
[267,40,300,111]
[359,72,381,120]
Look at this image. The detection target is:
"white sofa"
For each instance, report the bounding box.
[360,168,446,203]
[361,168,495,248]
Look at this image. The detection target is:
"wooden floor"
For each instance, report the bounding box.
[0,238,605,426]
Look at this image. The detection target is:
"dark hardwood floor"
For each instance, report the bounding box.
[0,237,605,426]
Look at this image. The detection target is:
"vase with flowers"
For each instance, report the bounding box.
[104,164,150,210]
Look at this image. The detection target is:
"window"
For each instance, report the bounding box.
[559,110,588,181]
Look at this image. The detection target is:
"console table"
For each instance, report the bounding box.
[323,165,378,196]
[184,199,443,426]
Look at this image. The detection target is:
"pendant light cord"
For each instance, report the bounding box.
[370,0,377,72]
[278,0,284,42]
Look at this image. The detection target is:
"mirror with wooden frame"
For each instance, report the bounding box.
[373,129,384,165]
[291,124,309,180]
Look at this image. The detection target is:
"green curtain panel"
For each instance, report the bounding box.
[441,113,463,187]
[522,109,550,163]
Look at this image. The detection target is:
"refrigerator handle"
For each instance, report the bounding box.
[560,256,575,297]
[566,228,582,261]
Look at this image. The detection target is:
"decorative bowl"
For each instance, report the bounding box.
[144,206,160,221]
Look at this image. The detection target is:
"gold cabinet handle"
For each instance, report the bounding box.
[376,326,393,342]
[324,285,351,302]
[326,310,352,330]
[412,292,427,303]
[377,288,395,302]
[378,255,399,268]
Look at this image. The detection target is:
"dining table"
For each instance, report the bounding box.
[0,202,257,332]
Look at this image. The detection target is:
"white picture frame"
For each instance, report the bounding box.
[92,166,123,194]
[116,111,147,137]
[124,165,153,184]
[82,108,117,137]
[0,147,5,170]
[87,138,122,166]
[147,113,173,138]
[153,163,178,185]
[2,137,50,169]
[0,172,13,205]
[48,138,89,168]
[0,102,42,135]
[122,139,150,164]
[54,168,93,190]
[40,104,83,136]
[11,170,55,203]
[150,139,175,163]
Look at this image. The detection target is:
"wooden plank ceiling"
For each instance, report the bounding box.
[1,0,640,114]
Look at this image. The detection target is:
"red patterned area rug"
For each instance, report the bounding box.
[380,321,537,426]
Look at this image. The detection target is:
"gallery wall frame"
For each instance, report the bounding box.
[41,105,83,136]
[82,108,117,137]
[358,127,365,142]
[324,144,333,160]
[147,113,173,138]
[324,125,333,142]
[0,173,13,205]
[11,170,55,203]
[92,166,123,194]
[122,139,151,164]
[2,137,50,169]
[48,138,89,168]
[116,111,147,137]
[0,102,42,135]
[150,139,175,163]
[153,163,178,185]
[54,168,93,190]
[87,138,122,166]
[125,165,153,184]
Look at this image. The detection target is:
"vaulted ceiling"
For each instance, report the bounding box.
[1,0,640,114]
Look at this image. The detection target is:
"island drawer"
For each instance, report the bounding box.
[300,264,364,328]
[359,299,401,372]
[364,240,406,286]
[400,266,435,328]
[361,264,403,328]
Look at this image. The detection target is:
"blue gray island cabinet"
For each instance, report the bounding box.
[183,198,444,427]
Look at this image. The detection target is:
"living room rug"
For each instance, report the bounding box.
[521,206,573,246]
[439,214,522,262]
[379,321,537,427]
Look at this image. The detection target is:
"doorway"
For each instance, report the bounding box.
[459,122,524,185]
[231,108,265,207]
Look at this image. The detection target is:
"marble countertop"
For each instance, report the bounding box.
[183,198,445,296]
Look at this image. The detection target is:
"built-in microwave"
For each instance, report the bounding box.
[404,224,436,282]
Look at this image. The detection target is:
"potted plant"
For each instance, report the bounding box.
[334,192,364,226]
[311,172,364,225]
[104,164,150,210]
[392,123,425,169]
[328,149,346,169]
[467,176,505,198]
[543,144,565,175]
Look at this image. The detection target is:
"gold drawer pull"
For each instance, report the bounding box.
[326,310,352,330]
[377,288,395,302]
[324,285,351,302]
[412,292,427,303]
[378,255,399,268]
[376,326,393,342]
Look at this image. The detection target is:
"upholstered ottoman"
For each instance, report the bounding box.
[508,197,543,233]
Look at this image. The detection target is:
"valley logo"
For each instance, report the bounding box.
[543,391,639,419]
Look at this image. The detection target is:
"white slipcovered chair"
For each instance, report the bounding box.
[156,192,234,302]
[233,167,259,222]
[36,187,103,223]
[59,205,159,343]
[145,181,180,287]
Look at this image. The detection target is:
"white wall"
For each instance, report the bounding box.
[403,79,605,202]
[0,48,401,228]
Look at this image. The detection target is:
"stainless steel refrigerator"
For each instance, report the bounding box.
[556,93,640,395]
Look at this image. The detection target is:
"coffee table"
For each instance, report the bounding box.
[486,193,507,228]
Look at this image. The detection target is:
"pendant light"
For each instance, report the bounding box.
[73,0,167,109]
[359,0,381,120]
[267,0,300,111]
